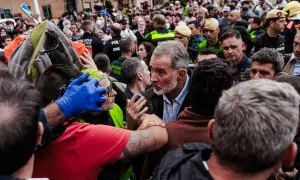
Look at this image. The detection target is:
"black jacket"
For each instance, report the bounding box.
[148,87,191,119]
[81,32,103,57]
[103,35,122,62]
[253,32,285,54]
[150,143,213,180]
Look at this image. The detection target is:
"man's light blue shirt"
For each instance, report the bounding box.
[163,75,190,123]
[294,59,300,76]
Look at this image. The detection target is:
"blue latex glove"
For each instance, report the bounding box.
[55,73,106,119]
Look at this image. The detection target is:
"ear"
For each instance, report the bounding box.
[137,71,143,81]
[177,68,187,80]
[208,119,215,141]
[36,122,44,146]
[216,27,220,34]
[107,67,112,75]
[281,143,297,169]
[242,41,246,50]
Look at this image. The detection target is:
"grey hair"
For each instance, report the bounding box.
[121,58,145,85]
[152,40,189,69]
[251,48,284,74]
[62,19,71,27]
[213,79,300,173]
[120,37,134,53]
[63,28,73,38]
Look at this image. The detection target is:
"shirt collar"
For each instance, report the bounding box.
[163,75,190,104]
[237,55,251,68]
[291,54,300,61]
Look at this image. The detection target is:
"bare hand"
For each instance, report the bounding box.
[126,94,148,130]
[79,49,98,70]
[277,167,298,179]
[138,114,165,130]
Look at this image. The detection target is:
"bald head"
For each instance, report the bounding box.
[111,23,122,36]
[229,10,241,25]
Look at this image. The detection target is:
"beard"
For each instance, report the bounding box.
[153,76,178,95]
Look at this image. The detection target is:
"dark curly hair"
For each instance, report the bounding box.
[190,58,235,116]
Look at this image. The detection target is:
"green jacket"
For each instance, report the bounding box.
[145,28,174,47]
[111,57,126,82]
[249,28,265,40]
[197,39,221,53]
[109,104,124,128]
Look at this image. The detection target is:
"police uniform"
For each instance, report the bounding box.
[249,27,265,40]
[253,10,287,54]
[103,35,122,63]
[111,57,126,82]
[198,40,221,53]
[198,18,222,53]
[144,27,174,47]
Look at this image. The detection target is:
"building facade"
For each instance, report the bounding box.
[0,0,127,19]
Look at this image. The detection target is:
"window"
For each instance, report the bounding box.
[83,2,92,12]
[42,5,52,20]
[66,0,77,13]
[0,8,12,19]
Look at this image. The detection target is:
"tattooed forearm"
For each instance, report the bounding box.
[120,126,168,160]
[123,130,152,159]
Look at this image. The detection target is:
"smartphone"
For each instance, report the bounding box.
[20,3,33,18]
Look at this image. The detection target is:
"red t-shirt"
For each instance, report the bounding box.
[33,122,131,180]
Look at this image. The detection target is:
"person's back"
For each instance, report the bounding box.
[94,53,112,75]
[81,20,103,57]
[103,23,122,62]
[151,79,300,180]
[111,37,135,82]
[145,14,174,47]
[33,122,130,180]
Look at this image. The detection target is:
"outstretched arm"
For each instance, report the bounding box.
[119,115,168,160]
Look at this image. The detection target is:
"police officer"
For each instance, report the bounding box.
[248,17,265,40]
[144,14,174,47]
[110,37,135,82]
[103,23,122,63]
[198,18,221,53]
[81,20,103,57]
[253,10,287,54]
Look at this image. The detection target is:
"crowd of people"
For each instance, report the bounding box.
[1,0,300,179]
